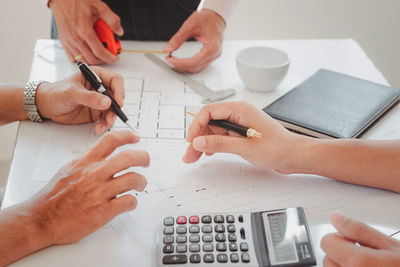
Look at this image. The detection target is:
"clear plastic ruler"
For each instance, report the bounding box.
[145,53,235,103]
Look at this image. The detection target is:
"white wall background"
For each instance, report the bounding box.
[0,0,399,186]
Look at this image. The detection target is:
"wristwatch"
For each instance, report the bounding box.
[23,80,47,122]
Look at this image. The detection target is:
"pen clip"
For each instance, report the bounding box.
[81,62,103,85]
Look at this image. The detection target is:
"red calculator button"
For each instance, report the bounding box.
[189,216,199,224]
[176,216,187,224]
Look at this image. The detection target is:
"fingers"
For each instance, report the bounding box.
[330,211,400,250]
[108,194,138,216]
[83,28,119,64]
[90,66,125,107]
[96,2,124,36]
[163,23,193,53]
[186,102,256,142]
[101,149,150,178]
[192,134,252,157]
[70,87,111,110]
[182,143,203,163]
[84,130,140,161]
[323,256,340,267]
[166,44,220,73]
[104,172,147,198]
[321,233,364,266]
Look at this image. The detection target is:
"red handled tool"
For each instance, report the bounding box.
[94,19,122,55]
[94,19,169,55]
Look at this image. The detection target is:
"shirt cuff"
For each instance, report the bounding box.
[199,0,238,23]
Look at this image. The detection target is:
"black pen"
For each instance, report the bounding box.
[187,111,262,138]
[76,61,136,132]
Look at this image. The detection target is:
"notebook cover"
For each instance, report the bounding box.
[263,69,400,138]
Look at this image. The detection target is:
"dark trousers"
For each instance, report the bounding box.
[51,0,200,40]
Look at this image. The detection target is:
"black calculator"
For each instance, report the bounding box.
[157,207,316,266]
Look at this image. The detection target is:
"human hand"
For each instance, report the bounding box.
[163,9,226,73]
[50,0,122,64]
[183,101,305,173]
[28,130,149,245]
[36,67,124,134]
[321,212,400,266]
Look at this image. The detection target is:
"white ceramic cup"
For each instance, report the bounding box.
[236,46,290,92]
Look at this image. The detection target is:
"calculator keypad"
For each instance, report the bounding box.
[161,214,251,265]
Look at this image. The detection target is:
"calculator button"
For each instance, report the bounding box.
[229,243,238,251]
[228,233,237,242]
[201,215,212,224]
[163,236,174,244]
[189,225,200,233]
[241,252,250,263]
[163,244,174,254]
[189,234,200,243]
[202,225,212,233]
[189,215,199,224]
[226,215,235,223]
[189,244,200,252]
[163,226,174,235]
[214,215,224,223]
[176,226,187,234]
[216,242,227,251]
[217,253,228,263]
[202,243,214,252]
[176,244,187,253]
[238,215,244,223]
[240,242,249,251]
[164,217,174,226]
[203,254,215,263]
[227,224,236,233]
[215,233,226,242]
[190,254,201,263]
[202,234,213,242]
[214,224,225,233]
[163,254,187,264]
[176,216,187,224]
[176,235,187,243]
[240,228,246,239]
[230,253,239,262]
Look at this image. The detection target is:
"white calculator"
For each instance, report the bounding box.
[157,207,316,266]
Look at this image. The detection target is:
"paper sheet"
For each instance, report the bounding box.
[29,47,400,264]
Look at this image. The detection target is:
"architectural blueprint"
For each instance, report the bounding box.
[25,40,400,266]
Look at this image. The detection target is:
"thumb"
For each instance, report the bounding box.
[163,25,193,53]
[72,89,111,110]
[97,2,124,36]
[331,211,399,250]
[192,135,252,158]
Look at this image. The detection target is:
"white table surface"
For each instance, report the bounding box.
[4,39,400,266]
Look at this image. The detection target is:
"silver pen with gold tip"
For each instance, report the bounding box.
[187,111,262,138]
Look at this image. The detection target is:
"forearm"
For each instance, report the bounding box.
[290,137,400,192]
[0,204,50,266]
[0,85,29,126]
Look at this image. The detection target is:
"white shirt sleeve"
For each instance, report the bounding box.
[198,0,239,23]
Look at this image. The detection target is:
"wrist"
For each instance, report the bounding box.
[25,205,53,251]
[35,82,52,120]
[282,134,322,174]
[0,204,52,265]
[201,8,226,27]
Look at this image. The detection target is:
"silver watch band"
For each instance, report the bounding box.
[24,80,47,122]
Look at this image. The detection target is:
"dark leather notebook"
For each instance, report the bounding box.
[263,69,400,138]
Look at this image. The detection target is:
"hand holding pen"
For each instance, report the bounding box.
[183,101,302,172]
[76,60,136,133]
[34,67,124,134]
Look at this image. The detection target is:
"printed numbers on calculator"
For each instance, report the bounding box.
[161,214,250,264]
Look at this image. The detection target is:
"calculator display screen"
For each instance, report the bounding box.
[262,209,301,265]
